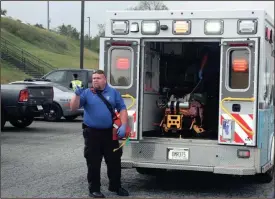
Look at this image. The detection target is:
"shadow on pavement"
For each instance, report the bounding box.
[133,170,273,195]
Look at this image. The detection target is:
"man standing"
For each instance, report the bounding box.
[70,73,83,91]
[70,70,129,198]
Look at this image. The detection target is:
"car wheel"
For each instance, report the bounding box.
[64,115,78,121]
[9,117,34,128]
[44,103,62,122]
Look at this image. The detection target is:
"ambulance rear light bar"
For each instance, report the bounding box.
[111,20,129,35]
[204,20,224,35]
[229,43,249,47]
[237,19,257,34]
[106,41,137,47]
[222,42,253,47]
[141,20,160,35]
[111,42,131,46]
[130,22,139,33]
[172,20,191,35]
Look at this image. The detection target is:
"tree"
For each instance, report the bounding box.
[57,24,68,36]
[57,24,80,40]
[34,23,45,29]
[97,24,105,37]
[127,1,169,10]
[1,9,7,16]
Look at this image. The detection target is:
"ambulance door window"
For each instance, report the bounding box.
[110,48,132,87]
[228,49,250,89]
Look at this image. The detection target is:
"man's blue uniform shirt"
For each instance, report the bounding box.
[79,84,126,129]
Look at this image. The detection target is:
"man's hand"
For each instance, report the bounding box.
[71,86,84,111]
[75,86,84,96]
[117,124,126,138]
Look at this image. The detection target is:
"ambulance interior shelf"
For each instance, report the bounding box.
[142,41,221,140]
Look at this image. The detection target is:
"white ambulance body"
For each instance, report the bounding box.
[99,9,274,183]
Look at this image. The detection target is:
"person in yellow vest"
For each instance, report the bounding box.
[70,73,83,91]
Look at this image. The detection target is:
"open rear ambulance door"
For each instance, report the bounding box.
[99,37,141,141]
[218,38,259,146]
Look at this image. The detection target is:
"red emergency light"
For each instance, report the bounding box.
[229,43,249,47]
[111,41,132,46]
[265,27,274,43]
[265,27,269,40]
[232,59,248,72]
[116,58,130,70]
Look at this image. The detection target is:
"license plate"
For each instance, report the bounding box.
[167,148,189,161]
[37,105,43,110]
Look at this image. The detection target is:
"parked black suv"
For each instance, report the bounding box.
[41,69,96,89]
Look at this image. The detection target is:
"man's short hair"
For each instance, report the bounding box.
[93,70,106,77]
[73,73,78,78]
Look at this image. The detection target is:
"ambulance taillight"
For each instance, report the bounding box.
[237,149,250,158]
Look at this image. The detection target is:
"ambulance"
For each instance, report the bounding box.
[99,9,274,183]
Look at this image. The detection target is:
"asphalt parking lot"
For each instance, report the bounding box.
[1,118,274,198]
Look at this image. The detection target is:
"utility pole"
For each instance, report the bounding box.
[47,1,50,30]
[80,0,85,69]
[87,16,91,47]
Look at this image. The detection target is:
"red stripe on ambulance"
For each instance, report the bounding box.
[234,132,244,143]
[231,113,253,140]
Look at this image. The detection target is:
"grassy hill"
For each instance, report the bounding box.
[1,59,32,84]
[1,17,99,83]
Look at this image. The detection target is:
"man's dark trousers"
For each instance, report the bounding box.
[83,127,123,192]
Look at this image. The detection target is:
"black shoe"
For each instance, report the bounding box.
[109,187,129,196]
[88,191,105,198]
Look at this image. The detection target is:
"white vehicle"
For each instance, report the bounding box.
[100,9,274,183]
[10,80,83,121]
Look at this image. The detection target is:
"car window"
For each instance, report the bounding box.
[44,71,67,83]
[67,71,87,87]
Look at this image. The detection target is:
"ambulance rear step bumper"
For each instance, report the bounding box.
[121,162,256,175]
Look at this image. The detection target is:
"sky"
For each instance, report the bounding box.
[1,1,274,38]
